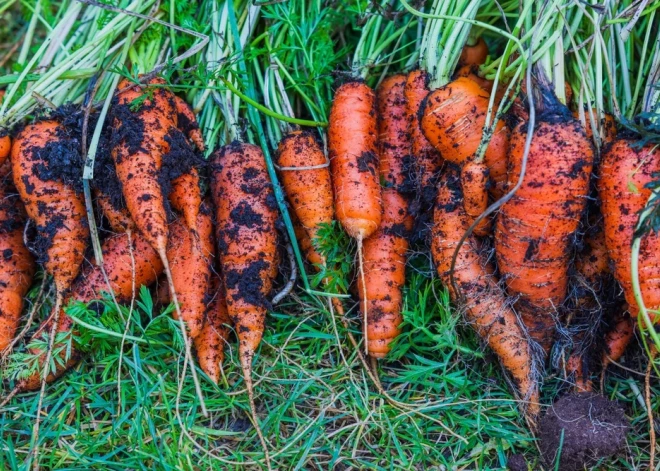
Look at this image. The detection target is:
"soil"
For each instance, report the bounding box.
[539,393,629,471]
[506,454,527,471]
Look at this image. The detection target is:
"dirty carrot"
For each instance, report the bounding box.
[432,165,539,418]
[0,180,35,352]
[211,141,279,469]
[495,90,594,353]
[167,202,214,339]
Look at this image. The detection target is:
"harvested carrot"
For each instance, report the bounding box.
[360,190,411,358]
[96,191,135,234]
[328,81,381,240]
[359,75,412,358]
[602,311,634,368]
[169,167,202,232]
[460,160,490,236]
[455,65,494,93]
[18,230,164,391]
[0,180,35,352]
[174,95,205,152]
[573,109,617,147]
[495,96,593,353]
[111,77,175,254]
[211,141,278,463]
[194,273,231,384]
[432,165,538,417]
[11,119,89,292]
[599,140,660,316]
[277,129,334,248]
[0,92,10,168]
[404,70,441,207]
[459,37,488,67]
[421,76,509,201]
[166,202,214,339]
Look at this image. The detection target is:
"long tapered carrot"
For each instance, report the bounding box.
[111,77,175,254]
[11,120,89,292]
[167,202,214,339]
[495,97,593,353]
[211,141,278,467]
[359,75,412,358]
[328,81,382,240]
[432,165,538,418]
[405,70,442,208]
[0,179,35,352]
[194,273,231,384]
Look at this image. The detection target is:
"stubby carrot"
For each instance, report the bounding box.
[328,81,382,240]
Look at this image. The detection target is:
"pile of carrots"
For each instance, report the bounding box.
[0,78,280,409]
[0,39,655,430]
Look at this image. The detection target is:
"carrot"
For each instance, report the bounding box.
[565,354,592,392]
[166,202,214,339]
[455,65,494,93]
[328,81,381,240]
[277,129,334,249]
[11,120,89,292]
[96,191,135,234]
[602,311,634,368]
[194,273,231,384]
[174,95,205,152]
[573,109,617,147]
[494,96,594,353]
[599,140,660,316]
[360,190,411,358]
[432,165,538,417]
[0,91,9,168]
[358,75,413,358]
[0,180,35,352]
[420,76,509,203]
[404,70,441,207]
[460,160,491,236]
[17,230,164,391]
[111,77,175,254]
[169,167,202,233]
[458,37,488,67]
[211,141,279,466]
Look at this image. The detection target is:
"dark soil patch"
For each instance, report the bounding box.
[539,393,629,471]
[506,454,527,471]
[224,260,271,310]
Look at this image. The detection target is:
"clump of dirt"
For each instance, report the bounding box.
[539,393,629,471]
[506,454,527,471]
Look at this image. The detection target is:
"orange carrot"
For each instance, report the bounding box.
[459,37,488,67]
[599,140,660,316]
[277,129,334,249]
[421,76,509,203]
[0,180,35,352]
[328,81,381,240]
[11,120,89,292]
[0,91,9,168]
[174,95,205,152]
[166,202,214,339]
[495,96,594,353]
[211,141,279,462]
[404,70,441,207]
[432,165,538,416]
[18,230,164,391]
[194,273,231,384]
[602,311,634,368]
[573,109,617,147]
[111,77,175,254]
[359,75,413,358]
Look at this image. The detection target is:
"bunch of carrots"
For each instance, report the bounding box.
[1,2,659,456]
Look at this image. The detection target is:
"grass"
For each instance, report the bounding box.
[1,263,658,469]
[1,0,660,470]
